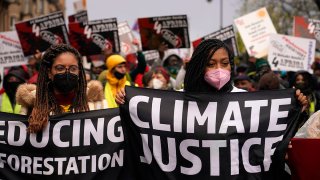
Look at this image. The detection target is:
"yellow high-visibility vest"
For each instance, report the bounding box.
[1,93,21,114]
[104,81,131,108]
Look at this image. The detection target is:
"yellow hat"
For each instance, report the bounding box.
[106,55,126,70]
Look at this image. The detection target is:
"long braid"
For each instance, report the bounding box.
[28,44,89,133]
[184,39,234,93]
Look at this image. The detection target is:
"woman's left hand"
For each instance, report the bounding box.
[295,89,308,112]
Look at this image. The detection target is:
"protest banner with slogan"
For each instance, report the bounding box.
[69,18,120,56]
[120,86,301,180]
[68,10,88,23]
[118,21,138,56]
[15,11,69,57]
[0,109,126,180]
[138,15,190,51]
[192,25,239,57]
[268,34,316,73]
[293,16,320,50]
[234,7,277,58]
[288,138,320,180]
[0,31,28,68]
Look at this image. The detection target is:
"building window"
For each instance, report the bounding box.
[37,0,44,14]
[10,16,17,30]
[23,0,31,14]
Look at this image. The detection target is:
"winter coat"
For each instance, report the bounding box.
[15,80,108,115]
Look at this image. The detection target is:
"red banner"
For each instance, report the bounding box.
[288,138,320,180]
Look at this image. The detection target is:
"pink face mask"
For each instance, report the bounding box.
[204,68,231,90]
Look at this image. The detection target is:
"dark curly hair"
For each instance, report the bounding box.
[184,39,234,93]
[28,44,89,133]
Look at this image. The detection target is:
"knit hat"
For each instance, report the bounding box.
[106,55,126,70]
[255,58,270,71]
[258,71,279,90]
[153,66,170,83]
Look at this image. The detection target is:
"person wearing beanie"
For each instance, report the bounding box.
[144,66,172,90]
[0,67,29,114]
[104,54,132,108]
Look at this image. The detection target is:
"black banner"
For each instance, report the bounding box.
[120,87,301,180]
[15,11,69,56]
[68,18,120,56]
[0,109,125,180]
[138,15,190,51]
[193,25,239,57]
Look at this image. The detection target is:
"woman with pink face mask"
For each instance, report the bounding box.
[115,39,308,113]
[184,39,244,93]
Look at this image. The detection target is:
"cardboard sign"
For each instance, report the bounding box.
[68,10,88,23]
[268,34,316,73]
[138,15,190,51]
[142,50,160,66]
[118,21,138,55]
[0,31,28,68]
[293,16,320,50]
[69,18,120,56]
[192,25,238,56]
[234,7,277,58]
[15,11,69,56]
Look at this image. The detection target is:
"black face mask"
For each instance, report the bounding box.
[52,73,79,93]
[114,71,125,80]
[295,82,313,95]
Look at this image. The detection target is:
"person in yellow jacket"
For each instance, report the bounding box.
[0,68,29,114]
[104,54,131,108]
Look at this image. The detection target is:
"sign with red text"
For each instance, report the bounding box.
[0,31,28,67]
[234,7,277,58]
[268,34,316,73]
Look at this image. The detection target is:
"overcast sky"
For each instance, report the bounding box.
[66,0,243,40]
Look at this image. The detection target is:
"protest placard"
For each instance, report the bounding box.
[293,16,320,50]
[68,10,88,23]
[118,21,138,56]
[69,18,120,56]
[268,34,315,73]
[234,7,277,58]
[15,11,69,56]
[192,25,238,56]
[0,31,28,68]
[138,15,190,51]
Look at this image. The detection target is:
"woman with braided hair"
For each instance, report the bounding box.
[16,44,107,133]
[184,39,243,93]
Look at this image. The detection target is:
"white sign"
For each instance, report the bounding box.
[234,7,277,58]
[268,34,316,73]
[0,31,28,67]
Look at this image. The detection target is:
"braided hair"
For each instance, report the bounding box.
[184,39,234,93]
[28,44,89,133]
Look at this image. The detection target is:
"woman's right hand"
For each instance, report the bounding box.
[115,88,126,105]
